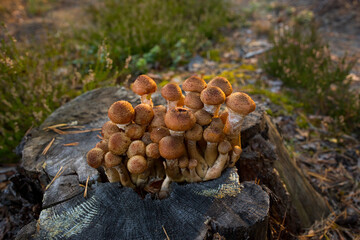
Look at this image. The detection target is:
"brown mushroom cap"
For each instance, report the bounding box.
[86,148,104,169]
[184,92,204,110]
[226,92,256,116]
[182,75,207,93]
[208,77,233,97]
[210,117,224,129]
[200,86,226,105]
[108,101,134,124]
[146,143,160,159]
[149,107,166,129]
[95,139,109,153]
[203,126,224,143]
[127,155,148,174]
[125,123,145,140]
[101,121,120,139]
[185,123,203,141]
[150,127,170,143]
[164,107,196,132]
[132,75,157,96]
[127,140,146,158]
[159,136,186,159]
[161,83,182,101]
[194,109,212,126]
[134,103,154,125]
[104,152,122,168]
[218,140,232,154]
[108,132,131,155]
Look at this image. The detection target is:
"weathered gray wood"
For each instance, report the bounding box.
[33,169,269,240]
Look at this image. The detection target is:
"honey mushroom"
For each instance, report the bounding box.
[149,105,166,130]
[161,83,183,111]
[145,143,164,181]
[203,124,225,168]
[182,75,207,95]
[184,92,204,113]
[158,136,186,198]
[108,101,135,130]
[164,107,196,137]
[200,86,226,118]
[132,75,157,107]
[101,121,121,139]
[207,76,233,97]
[223,92,256,147]
[179,156,202,183]
[127,155,148,187]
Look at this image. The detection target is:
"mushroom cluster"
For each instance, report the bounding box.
[87,74,256,198]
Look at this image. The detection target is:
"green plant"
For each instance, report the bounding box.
[261,21,359,131]
[86,0,234,70]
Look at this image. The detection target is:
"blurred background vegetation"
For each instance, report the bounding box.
[0,0,358,163]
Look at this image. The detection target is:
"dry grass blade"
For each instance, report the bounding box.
[43,123,68,130]
[63,142,79,146]
[307,171,332,182]
[97,134,104,140]
[84,175,90,198]
[42,138,55,155]
[162,225,170,240]
[45,166,66,190]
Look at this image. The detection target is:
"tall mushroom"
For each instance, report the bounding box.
[224,92,256,147]
[200,86,226,118]
[132,75,157,107]
[203,125,224,167]
[161,83,183,111]
[108,101,135,130]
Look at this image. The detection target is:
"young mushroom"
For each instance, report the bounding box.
[229,145,242,168]
[132,75,157,107]
[184,92,204,113]
[224,92,256,147]
[108,101,135,130]
[200,86,226,118]
[182,75,207,95]
[103,152,122,183]
[204,140,232,181]
[127,155,148,187]
[149,105,167,130]
[125,123,146,140]
[161,83,183,111]
[164,107,196,137]
[134,103,154,126]
[146,143,164,180]
[86,147,104,169]
[108,132,131,155]
[207,76,233,97]
[101,121,121,139]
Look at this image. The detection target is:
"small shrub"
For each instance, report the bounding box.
[261,21,359,132]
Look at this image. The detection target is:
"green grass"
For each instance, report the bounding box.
[0,0,237,163]
[261,21,359,132]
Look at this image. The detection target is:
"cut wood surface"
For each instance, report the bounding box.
[17,87,330,239]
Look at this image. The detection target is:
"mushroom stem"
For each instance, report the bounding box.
[167,100,178,111]
[203,104,221,117]
[154,158,165,179]
[187,140,207,179]
[204,142,219,167]
[204,152,229,181]
[165,159,183,182]
[115,123,129,130]
[181,159,202,182]
[159,175,171,199]
[104,167,121,183]
[229,146,242,167]
[140,94,153,107]
[169,130,185,137]
[113,164,135,188]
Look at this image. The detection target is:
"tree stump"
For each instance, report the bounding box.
[16,87,329,239]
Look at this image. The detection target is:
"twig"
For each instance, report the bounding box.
[42,138,55,155]
[162,225,170,240]
[45,166,66,190]
[84,176,90,198]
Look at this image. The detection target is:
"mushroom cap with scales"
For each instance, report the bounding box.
[164,107,196,132]
[208,77,233,97]
[226,92,256,116]
[182,75,207,93]
[159,136,186,159]
[200,86,226,106]
[161,83,182,101]
[108,101,135,124]
[132,75,157,96]
[86,148,104,169]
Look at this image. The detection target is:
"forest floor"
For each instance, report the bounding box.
[0,0,359,239]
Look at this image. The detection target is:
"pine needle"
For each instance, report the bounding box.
[84,175,90,198]
[162,225,170,240]
[45,166,66,190]
[42,138,55,155]
[63,142,79,146]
